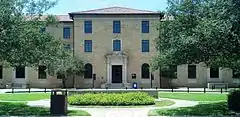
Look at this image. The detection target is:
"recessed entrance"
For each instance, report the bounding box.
[112,65,122,83]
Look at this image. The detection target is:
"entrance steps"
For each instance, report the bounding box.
[109,83,124,89]
[101,83,132,89]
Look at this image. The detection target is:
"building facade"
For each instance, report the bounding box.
[0,7,239,89]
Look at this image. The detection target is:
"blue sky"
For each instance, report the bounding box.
[47,0,168,15]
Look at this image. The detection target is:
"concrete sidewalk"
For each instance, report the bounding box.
[26,98,199,117]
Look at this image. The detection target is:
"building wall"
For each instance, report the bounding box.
[171,63,239,88]
[0,15,239,89]
[73,16,160,88]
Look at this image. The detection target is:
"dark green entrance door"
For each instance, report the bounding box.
[112,65,122,83]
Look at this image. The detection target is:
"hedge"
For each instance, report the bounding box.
[68,92,155,106]
[228,89,240,112]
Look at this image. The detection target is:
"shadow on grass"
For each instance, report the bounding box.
[69,100,175,108]
[149,101,237,116]
[0,102,90,116]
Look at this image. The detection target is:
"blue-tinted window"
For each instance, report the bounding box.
[63,27,70,39]
[142,21,149,33]
[84,20,92,33]
[84,40,92,52]
[113,40,121,51]
[142,40,149,52]
[113,21,121,33]
[64,44,71,50]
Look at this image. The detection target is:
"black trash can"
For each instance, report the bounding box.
[50,90,68,116]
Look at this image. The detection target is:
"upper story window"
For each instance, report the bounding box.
[142,40,149,52]
[84,40,92,52]
[210,67,219,78]
[188,65,196,79]
[63,27,70,39]
[113,40,121,51]
[142,21,149,33]
[64,44,71,50]
[84,20,92,33]
[113,20,121,33]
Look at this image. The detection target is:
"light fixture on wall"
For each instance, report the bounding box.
[131,73,136,79]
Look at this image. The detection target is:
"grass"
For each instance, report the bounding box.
[159,92,227,101]
[0,102,90,116]
[0,93,50,101]
[70,100,175,108]
[148,101,237,116]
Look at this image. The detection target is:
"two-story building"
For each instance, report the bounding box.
[0,7,239,89]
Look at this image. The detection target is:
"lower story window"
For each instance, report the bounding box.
[57,72,65,79]
[161,65,177,79]
[210,67,219,78]
[16,66,25,78]
[84,63,93,79]
[141,63,150,79]
[38,66,47,79]
[188,65,196,79]
[233,69,240,78]
[0,66,2,79]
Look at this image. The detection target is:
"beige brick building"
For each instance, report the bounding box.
[0,7,239,89]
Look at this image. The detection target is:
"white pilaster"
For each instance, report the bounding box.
[123,57,127,83]
[109,65,112,83]
[107,57,111,84]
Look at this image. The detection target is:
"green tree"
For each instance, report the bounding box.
[0,0,66,68]
[153,0,240,73]
[55,56,84,88]
[0,0,84,87]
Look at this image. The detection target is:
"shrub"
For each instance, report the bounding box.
[68,92,155,106]
[228,89,240,112]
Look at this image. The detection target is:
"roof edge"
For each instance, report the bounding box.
[69,12,161,17]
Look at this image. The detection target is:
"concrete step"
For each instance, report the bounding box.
[109,83,124,89]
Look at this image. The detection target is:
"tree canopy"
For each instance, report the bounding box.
[0,0,61,67]
[152,0,240,72]
[0,0,83,76]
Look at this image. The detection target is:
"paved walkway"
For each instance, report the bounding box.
[25,98,199,117]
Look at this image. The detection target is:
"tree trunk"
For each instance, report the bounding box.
[62,77,66,88]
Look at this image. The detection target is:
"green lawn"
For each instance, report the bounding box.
[0,102,90,116]
[148,101,236,116]
[0,93,50,101]
[159,92,227,101]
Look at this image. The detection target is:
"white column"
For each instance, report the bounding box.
[124,57,127,83]
[109,65,112,83]
[107,57,110,84]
